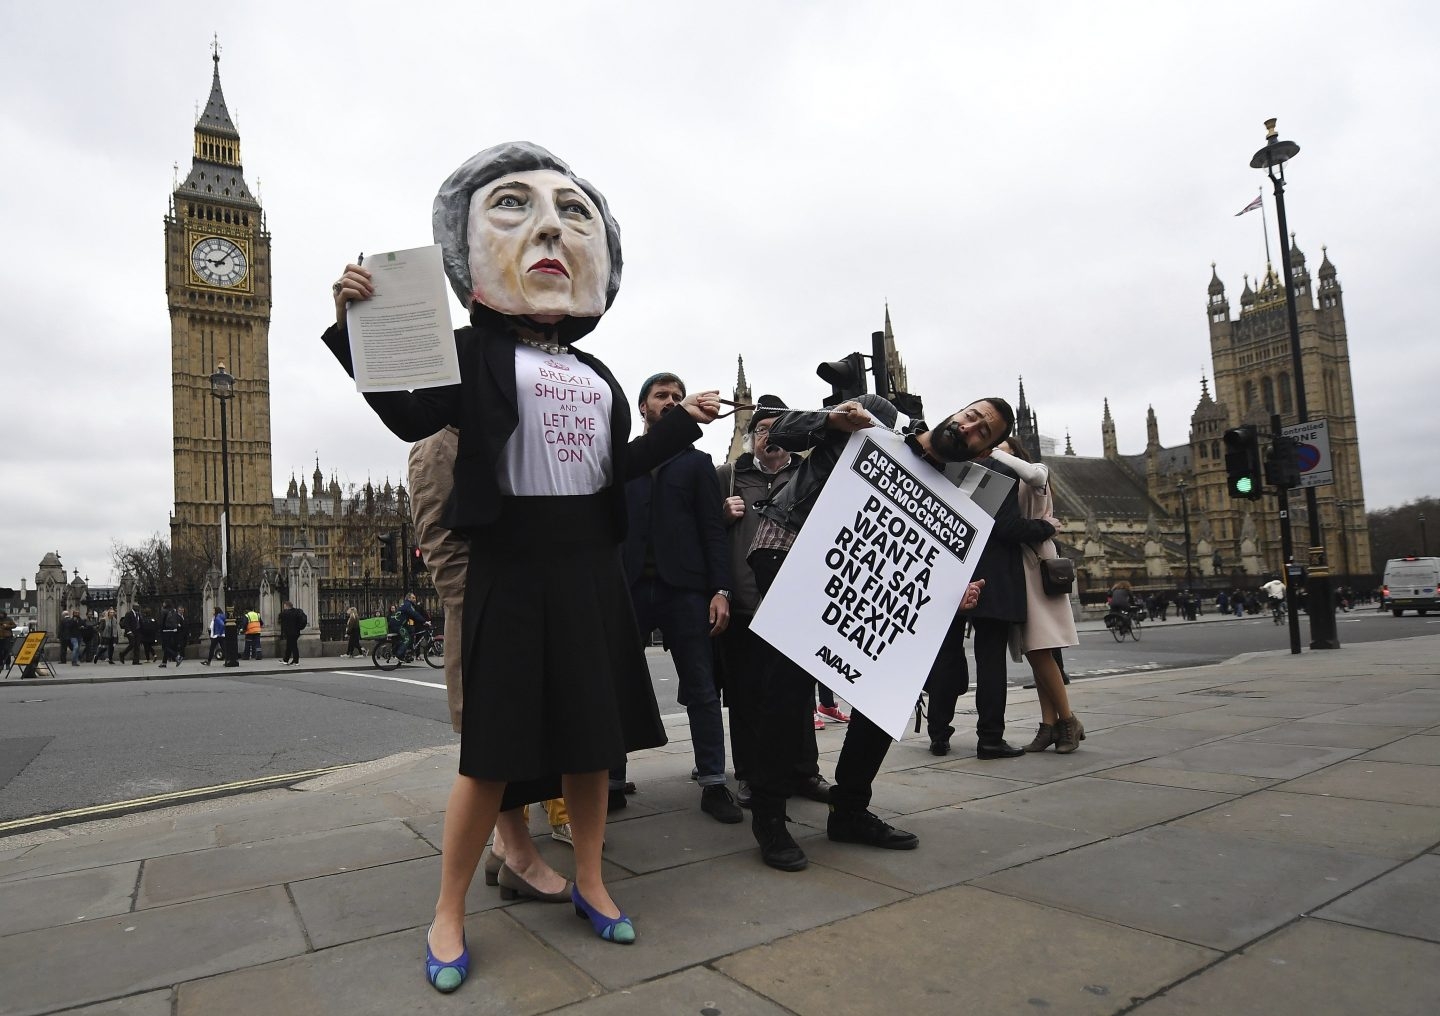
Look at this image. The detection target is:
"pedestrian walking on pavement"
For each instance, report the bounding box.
[343,606,362,657]
[202,607,225,665]
[277,601,307,665]
[60,610,83,666]
[97,609,119,664]
[159,603,185,667]
[117,606,142,664]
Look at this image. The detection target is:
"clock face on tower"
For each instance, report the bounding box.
[190,236,249,287]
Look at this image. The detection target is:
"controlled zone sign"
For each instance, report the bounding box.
[750,429,1004,739]
[1280,418,1333,489]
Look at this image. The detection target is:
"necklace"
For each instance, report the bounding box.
[514,333,569,355]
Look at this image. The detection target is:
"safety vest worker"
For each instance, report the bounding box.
[244,611,262,635]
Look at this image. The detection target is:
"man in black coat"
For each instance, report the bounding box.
[159,603,185,668]
[60,610,82,667]
[926,454,1057,758]
[618,372,738,823]
[277,601,308,665]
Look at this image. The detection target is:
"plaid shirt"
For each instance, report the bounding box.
[748,515,797,557]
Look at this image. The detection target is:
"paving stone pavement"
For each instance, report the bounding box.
[2,637,1439,1015]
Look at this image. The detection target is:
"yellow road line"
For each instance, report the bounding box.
[0,762,364,835]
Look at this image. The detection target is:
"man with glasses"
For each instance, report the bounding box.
[715,396,828,807]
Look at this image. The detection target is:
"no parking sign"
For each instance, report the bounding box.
[1280,419,1333,489]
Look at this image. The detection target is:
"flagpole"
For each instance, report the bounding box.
[1258,187,1271,265]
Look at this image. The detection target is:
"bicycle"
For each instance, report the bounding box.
[1105,607,1143,642]
[370,625,445,671]
[1270,598,1286,625]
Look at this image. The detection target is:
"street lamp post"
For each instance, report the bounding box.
[209,363,240,667]
[1335,500,1352,586]
[1177,479,1194,589]
[1250,118,1340,650]
[208,363,235,587]
[1421,513,1429,556]
[398,483,412,595]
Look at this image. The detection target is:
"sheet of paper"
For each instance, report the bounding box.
[346,244,460,392]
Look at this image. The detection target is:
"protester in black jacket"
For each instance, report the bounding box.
[742,396,1004,872]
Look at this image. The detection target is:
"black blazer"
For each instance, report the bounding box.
[962,458,1056,623]
[321,314,701,539]
[622,447,731,594]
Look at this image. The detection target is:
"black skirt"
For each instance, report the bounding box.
[458,492,666,785]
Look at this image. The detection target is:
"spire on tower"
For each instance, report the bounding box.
[177,42,258,206]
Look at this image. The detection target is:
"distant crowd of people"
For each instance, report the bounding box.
[30,601,314,668]
[1103,582,1376,623]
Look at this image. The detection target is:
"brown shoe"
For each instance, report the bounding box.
[1054,716,1081,754]
[1023,722,1054,752]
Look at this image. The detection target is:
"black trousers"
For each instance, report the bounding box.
[925,615,1011,744]
[746,548,892,817]
[281,634,300,664]
[718,611,820,784]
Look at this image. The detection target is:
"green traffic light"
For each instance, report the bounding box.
[1236,477,1254,494]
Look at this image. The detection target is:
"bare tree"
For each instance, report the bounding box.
[1369,497,1439,568]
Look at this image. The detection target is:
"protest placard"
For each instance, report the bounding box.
[750,427,1008,739]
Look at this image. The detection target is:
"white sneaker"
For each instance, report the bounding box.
[551,823,573,846]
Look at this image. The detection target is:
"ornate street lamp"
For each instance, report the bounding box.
[1177,479,1194,589]
[1250,118,1339,650]
[208,363,235,589]
[1335,499,1352,585]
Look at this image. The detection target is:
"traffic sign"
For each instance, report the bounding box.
[1279,419,1333,489]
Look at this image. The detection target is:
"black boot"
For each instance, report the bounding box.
[827,807,918,850]
[751,810,808,871]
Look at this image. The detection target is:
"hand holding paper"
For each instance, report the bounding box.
[343,244,461,393]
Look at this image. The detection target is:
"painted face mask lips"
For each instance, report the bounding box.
[529,258,569,277]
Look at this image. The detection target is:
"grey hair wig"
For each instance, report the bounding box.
[432,142,623,312]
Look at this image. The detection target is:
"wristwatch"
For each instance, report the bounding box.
[715,589,731,600]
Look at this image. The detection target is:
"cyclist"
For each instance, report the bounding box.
[1262,578,1287,621]
[397,592,431,661]
[1104,581,1134,632]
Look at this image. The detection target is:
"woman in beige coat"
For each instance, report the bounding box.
[988,440,1083,753]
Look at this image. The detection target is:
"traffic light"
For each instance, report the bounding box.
[1264,434,1303,490]
[411,545,426,574]
[378,531,398,573]
[817,352,868,407]
[1222,425,1263,500]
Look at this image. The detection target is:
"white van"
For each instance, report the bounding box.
[1383,557,1440,616]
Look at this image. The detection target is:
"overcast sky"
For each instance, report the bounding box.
[3,0,1437,591]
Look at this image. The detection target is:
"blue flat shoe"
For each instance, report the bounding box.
[572,886,635,944]
[424,923,469,993]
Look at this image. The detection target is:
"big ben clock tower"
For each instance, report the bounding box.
[165,43,274,570]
